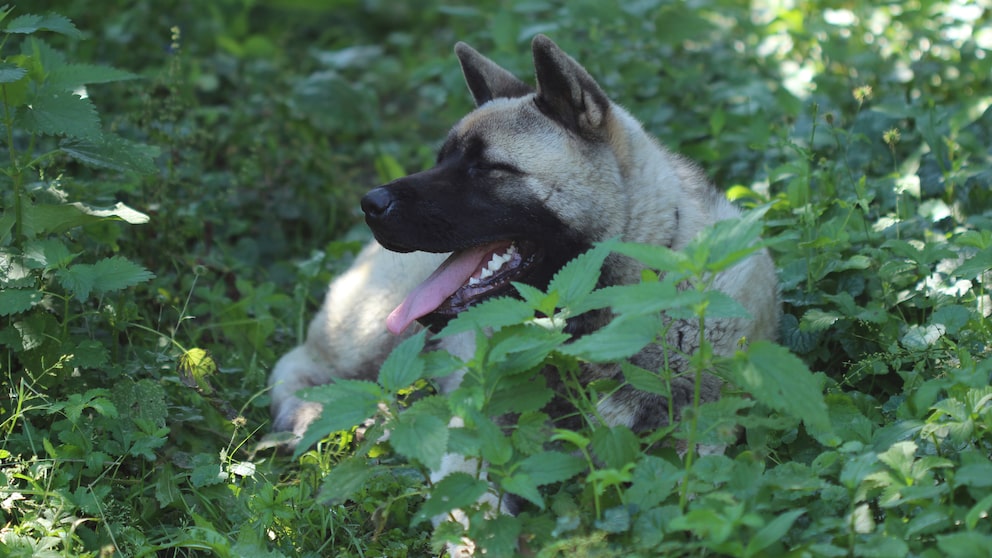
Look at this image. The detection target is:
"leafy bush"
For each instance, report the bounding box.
[2,0,990,556]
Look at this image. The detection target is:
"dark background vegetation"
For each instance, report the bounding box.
[2,0,991,556]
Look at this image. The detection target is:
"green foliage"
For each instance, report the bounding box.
[2,0,991,556]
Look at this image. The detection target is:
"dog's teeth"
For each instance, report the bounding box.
[469,277,480,286]
[480,268,493,280]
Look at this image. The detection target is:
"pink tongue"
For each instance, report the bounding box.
[386,243,504,335]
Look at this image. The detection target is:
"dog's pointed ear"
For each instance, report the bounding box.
[455,42,533,106]
[531,35,610,137]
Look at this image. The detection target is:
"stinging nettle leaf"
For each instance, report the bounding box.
[0,62,27,83]
[318,456,372,505]
[0,288,42,316]
[5,13,82,38]
[378,329,426,392]
[390,404,449,470]
[89,256,154,295]
[18,88,101,139]
[46,64,140,90]
[61,135,159,175]
[728,341,831,435]
[415,472,489,524]
[559,313,661,363]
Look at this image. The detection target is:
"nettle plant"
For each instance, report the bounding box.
[300,211,831,555]
[1,7,157,369]
[0,8,161,554]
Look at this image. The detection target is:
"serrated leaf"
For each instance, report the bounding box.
[5,13,82,37]
[591,425,640,470]
[61,135,159,174]
[516,450,586,487]
[378,329,426,392]
[727,341,831,434]
[547,242,613,308]
[295,380,383,456]
[390,404,449,470]
[0,62,26,83]
[97,256,154,292]
[46,63,140,90]
[801,308,841,332]
[627,455,680,509]
[745,509,805,557]
[24,201,150,237]
[56,264,94,300]
[613,241,690,273]
[0,288,42,316]
[558,313,661,362]
[18,87,101,139]
[470,410,512,466]
[438,296,534,337]
[190,454,225,488]
[577,280,681,316]
[594,506,631,534]
[415,472,488,523]
[318,456,372,505]
[500,473,545,508]
[622,361,669,396]
[954,250,992,279]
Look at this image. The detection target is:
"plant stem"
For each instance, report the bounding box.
[2,83,24,248]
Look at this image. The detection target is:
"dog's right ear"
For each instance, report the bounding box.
[455,42,533,106]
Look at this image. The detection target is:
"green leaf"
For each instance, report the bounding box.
[5,13,82,37]
[559,313,661,362]
[547,242,614,308]
[18,87,101,139]
[295,379,384,456]
[500,473,545,509]
[0,288,42,316]
[23,201,150,237]
[591,425,640,470]
[438,296,534,337]
[727,341,831,436]
[190,454,225,488]
[627,455,680,509]
[318,456,372,505]
[415,472,489,524]
[46,63,140,90]
[954,250,992,279]
[511,411,551,455]
[744,509,804,557]
[0,62,26,83]
[58,256,153,301]
[516,450,586,487]
[61,135,159,174]
[472,410,513,466]
[613,241,690,273]
[378,330,426,392]
[622,361,669,396]
[594,506,631,534]
[692,207,769,272]
[390,405,449,470]
[936,532,992,558]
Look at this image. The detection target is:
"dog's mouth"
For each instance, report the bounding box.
[386,240,538,334]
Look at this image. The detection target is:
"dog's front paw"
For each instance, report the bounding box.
[268,346,331,444]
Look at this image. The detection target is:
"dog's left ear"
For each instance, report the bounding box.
[531,35,611,138]
[455,42,533,106]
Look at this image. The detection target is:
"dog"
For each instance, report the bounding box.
[269,35,780,554]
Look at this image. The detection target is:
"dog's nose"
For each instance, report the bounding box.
[361,188,393,219]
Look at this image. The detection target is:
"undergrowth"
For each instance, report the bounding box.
[2,0,991,556]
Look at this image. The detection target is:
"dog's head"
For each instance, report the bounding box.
[362,36,628,334]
